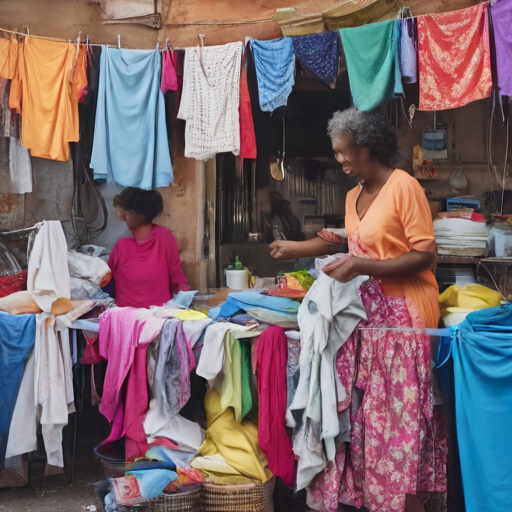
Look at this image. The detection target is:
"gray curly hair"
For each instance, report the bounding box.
[327,107,398,167]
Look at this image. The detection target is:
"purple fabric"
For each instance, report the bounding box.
[400,18,417,84]
[491,0,512,97]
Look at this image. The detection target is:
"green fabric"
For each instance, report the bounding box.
[217,332,243,422]
[240,341,253,419]
[339,20,403,112]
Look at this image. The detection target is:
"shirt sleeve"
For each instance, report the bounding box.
[164,230,190,293]
[395,177,436,253]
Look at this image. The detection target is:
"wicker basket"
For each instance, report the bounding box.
[99,458,127,479]
[203,477,275,512]
[146,487,203,512]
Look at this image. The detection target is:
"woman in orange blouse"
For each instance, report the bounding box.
[270,107,439,329]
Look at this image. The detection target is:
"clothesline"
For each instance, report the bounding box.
[0,2,490,53]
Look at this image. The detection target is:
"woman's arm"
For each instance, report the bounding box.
[269,237,329,260]
[323,249,436,283]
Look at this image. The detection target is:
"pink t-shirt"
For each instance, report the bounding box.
[108,224,189,308]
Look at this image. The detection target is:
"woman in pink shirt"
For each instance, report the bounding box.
[108,188,189,308]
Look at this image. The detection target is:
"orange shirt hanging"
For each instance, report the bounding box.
[0,37,19,79]
[7,37,87,161]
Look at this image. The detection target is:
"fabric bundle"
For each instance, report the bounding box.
[491,0,512,98]
[178,42,243,161]
[340,20,403,112]
[417,3,492,111]
[161,50,178,94]
[292,32,340,89]
[91,46,173,189]
[7,37,86,161]
[251,37,295,112]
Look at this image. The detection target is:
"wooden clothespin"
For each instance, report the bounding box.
[76,31,81,53]
[26,26,30,36]
[86,34,90,52]
[118,34,121,49]
[198,34,208,79]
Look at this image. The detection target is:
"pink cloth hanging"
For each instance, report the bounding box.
[256,325,295,487]
[99,308,167,461]
[161,50,178,94]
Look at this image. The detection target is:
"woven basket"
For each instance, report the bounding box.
[146,487,203,512]
[99,458,126,479]
[203,477,275,512]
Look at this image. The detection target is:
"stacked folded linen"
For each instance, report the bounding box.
[434,217,489,256]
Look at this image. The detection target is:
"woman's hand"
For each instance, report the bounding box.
[322,256,362,283]
[269,240,298,260]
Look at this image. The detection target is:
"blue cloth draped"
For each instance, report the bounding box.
[218,290,300,318]
[251,38,295,112]
[91,46,173,189]
[292,32,340,89]
[0,312,36,471]
[452,303,512,512]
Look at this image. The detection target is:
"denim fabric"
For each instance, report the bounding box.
[251,38,295,112]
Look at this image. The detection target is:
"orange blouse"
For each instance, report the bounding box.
[345,169,440,328]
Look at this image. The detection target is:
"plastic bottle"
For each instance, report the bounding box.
[234,255,243,270]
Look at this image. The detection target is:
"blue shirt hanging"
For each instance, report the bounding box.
[251,38,295,112]
[91,45,173,190]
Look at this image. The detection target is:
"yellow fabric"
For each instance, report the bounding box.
[155,307,208,321]
[193,390,272,484]
[191,453,254,484]
[9,37,86,161]
[0,38,19,80]
[439,284,503,318]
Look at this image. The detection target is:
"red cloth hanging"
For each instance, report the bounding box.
[161,50,178,94]
[239,55,257,159]
[417,3,492,111]
[256,325,295,487]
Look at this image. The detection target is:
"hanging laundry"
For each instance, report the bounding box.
[239,54,257,159]
[399,17,417,84]
[289,272,367,491]
[72,46,88,103]
[292,32,340,89]
[256,326,295,488]
[0,38,18,80]
[251,37,295,112]
[99,308,167,460]
[79,46,102,170]
[417,3,492,111]
[27,221,71,315]
[91,46,173,189]
[0,312,35,472]
[491,0,512,98]
[452,304,512,512]
[9,137,32,194]
[178,42,243,161]
[7,37,86,161]
[161,49,178,94]
[33,314,74,468]
[339,20,403,112]
[1,80,21,139]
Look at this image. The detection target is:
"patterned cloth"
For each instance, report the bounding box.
[178,42,243,160]
[251,38,295,112]
[292,32,340,89]
[417,3,492,111]
[307,280,448,512]
[491,0,512,98]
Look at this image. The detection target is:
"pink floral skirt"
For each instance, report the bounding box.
[307,280,447,512]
